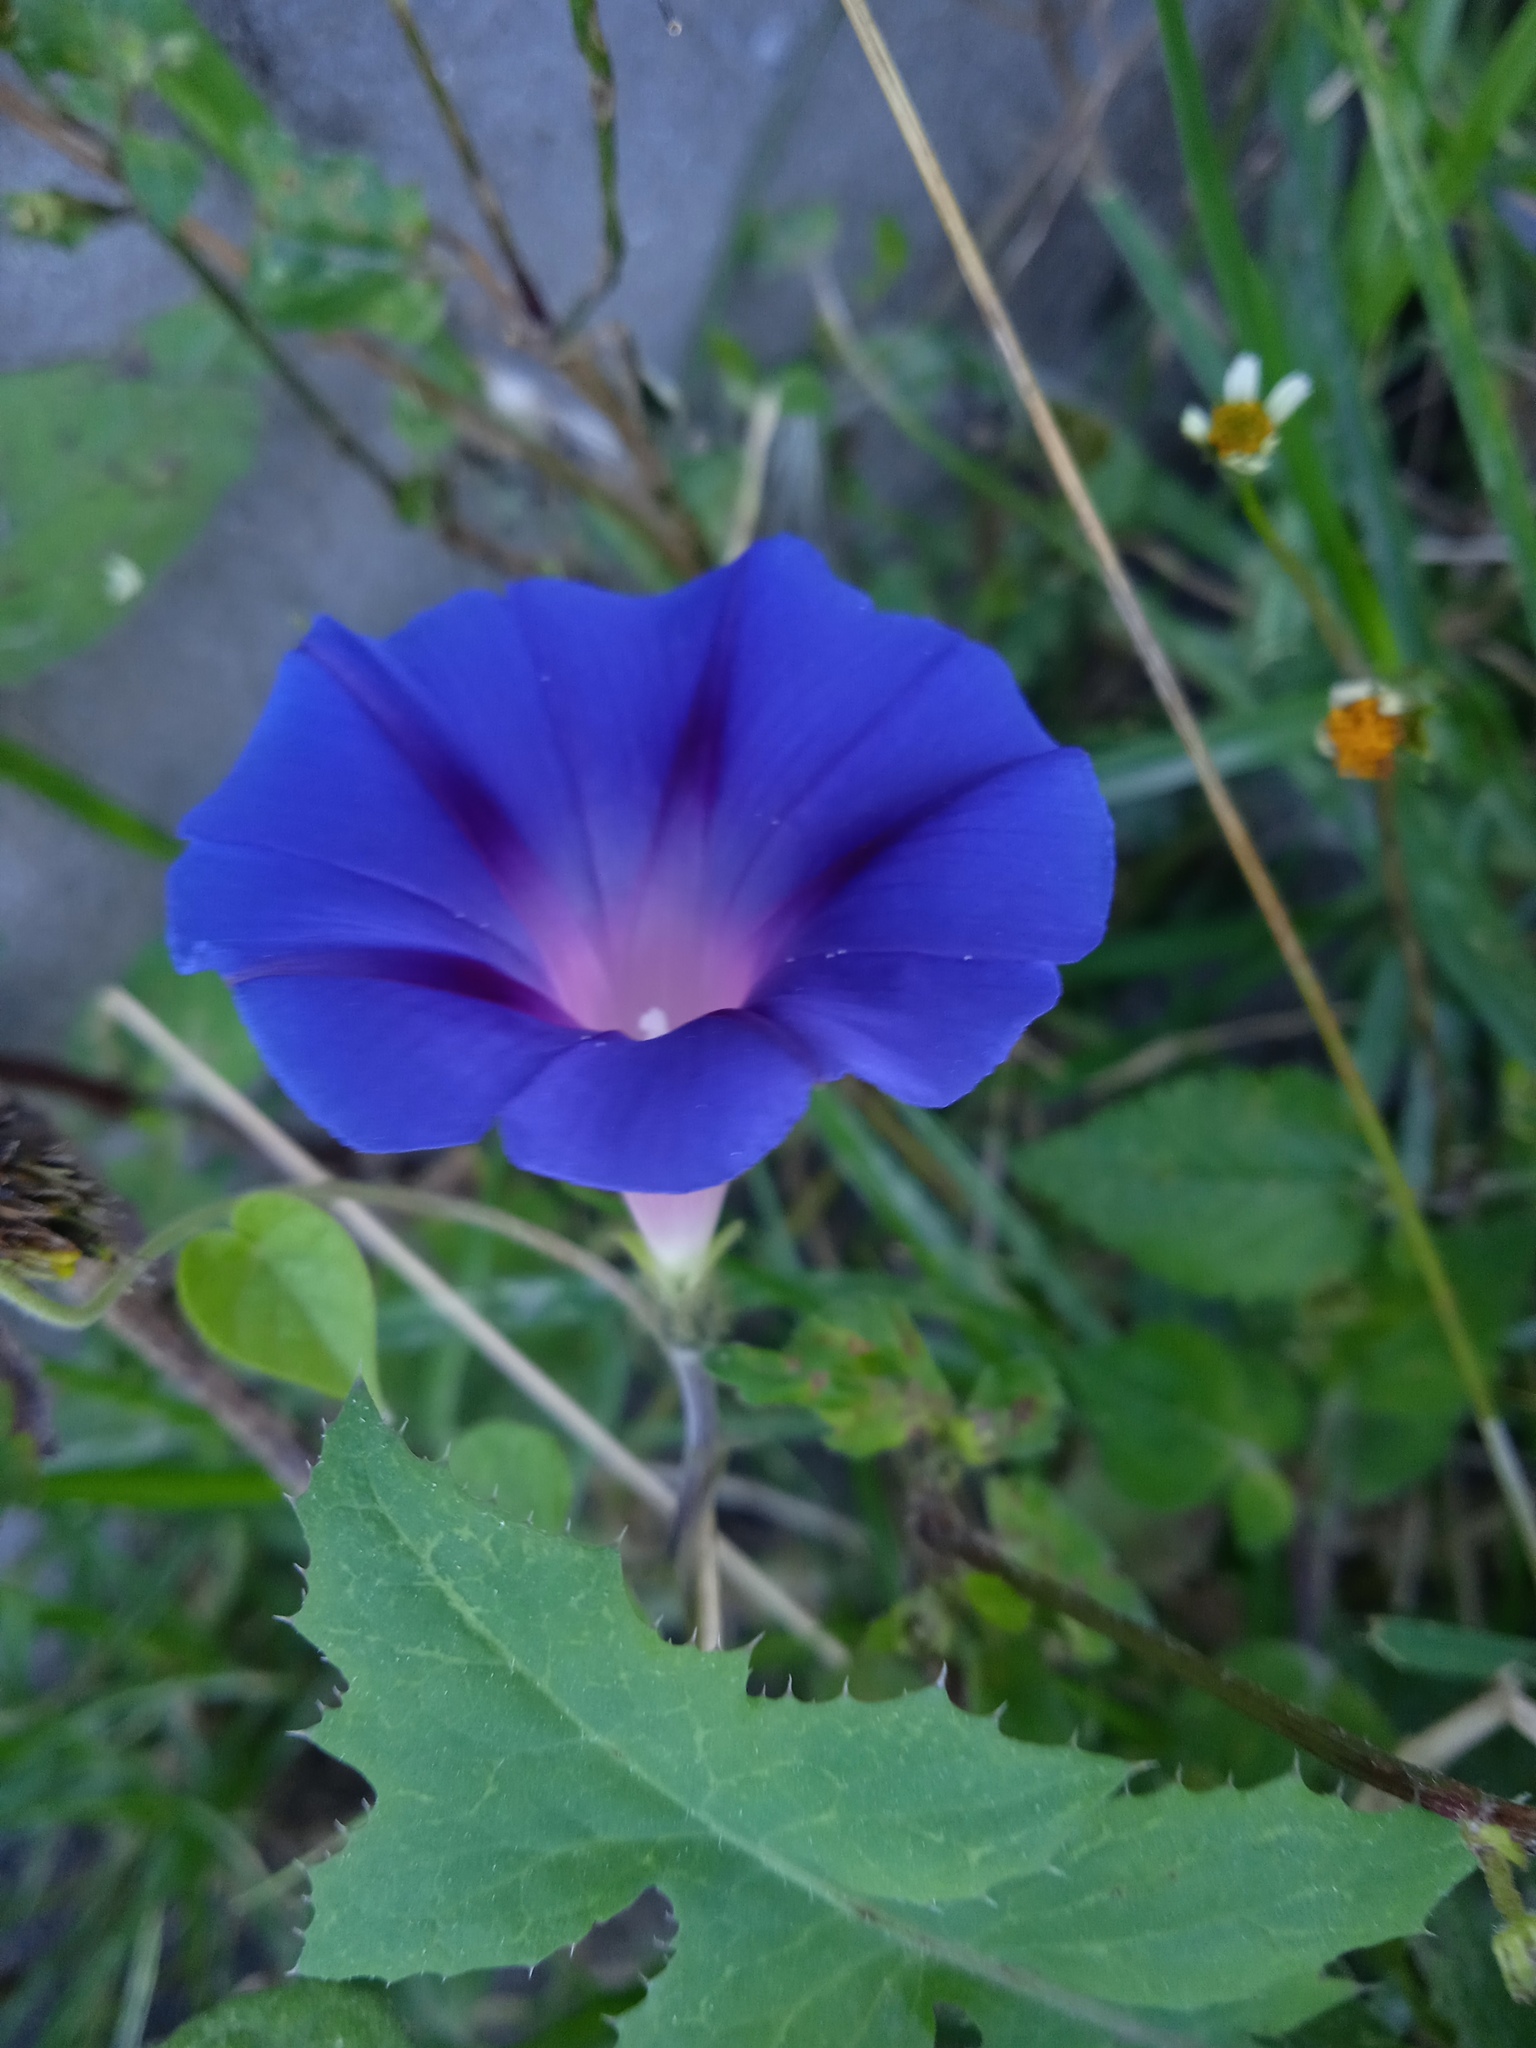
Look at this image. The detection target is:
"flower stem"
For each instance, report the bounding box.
[1233,478,1367,675]
[837,0,1536,1594]
[915,1498,1536,1839]
[0,1193,247,1329]
[666,1338,725,1650]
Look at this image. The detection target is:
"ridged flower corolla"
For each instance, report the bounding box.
[168,539,1113,1270]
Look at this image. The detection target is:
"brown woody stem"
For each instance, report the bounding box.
[916,1500,1536,1839]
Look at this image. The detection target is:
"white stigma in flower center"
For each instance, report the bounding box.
[636,1006,671,1039]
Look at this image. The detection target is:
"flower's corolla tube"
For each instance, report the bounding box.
[1180,352,1313,476]
[168,539,1114,1211]
[624,1186,728,1282]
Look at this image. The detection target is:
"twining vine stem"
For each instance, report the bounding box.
[915,1500,1536,1840]
[837,0,1536,1590]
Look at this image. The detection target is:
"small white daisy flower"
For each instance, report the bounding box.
[1180,353,1313,476]
[102,553,146,605]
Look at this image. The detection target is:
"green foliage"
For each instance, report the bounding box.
[9,0,1536,2033]
[164,1981,412,2047]
[982,1474,1150,1663]
[1399,783,1536,1067]
[1171,1641,1395,1791]
[119,128,203,229]
[1421,1878,1536,2047]
[0,302,261,689]
[1015,1069,1370,1302]
[243,132,443,345]
[1065,1321,1300,1549]
[447,1417,574,1530]
[1344,2,1536,651]
[294,1398,1471,2044]
[177,1192,376,1401]
[1370,1617,1536,1685]
[717,1299,1060,1466]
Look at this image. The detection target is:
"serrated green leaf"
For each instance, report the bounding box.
[0,303,261,689]
[448,1419,573,1532]
[162,1979,411,2047]
[294,1398,1471,2046]
[1015,1070,1369,1302]
[177,1192,375,1400]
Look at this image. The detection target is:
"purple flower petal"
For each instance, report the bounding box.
[231,977,571,1153]
[498,1011,817,1193]
[168,537,1114,1191]
[757,956,1063,1107]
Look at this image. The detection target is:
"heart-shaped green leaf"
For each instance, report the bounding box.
[177,1193,375,1400]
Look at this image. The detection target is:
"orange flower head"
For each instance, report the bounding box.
[1206,400,1274,465]
[1317,682,1408,781]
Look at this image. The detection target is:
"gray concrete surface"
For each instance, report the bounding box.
[0,0,1253,1051]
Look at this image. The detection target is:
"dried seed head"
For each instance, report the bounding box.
[0,1097,112,1279]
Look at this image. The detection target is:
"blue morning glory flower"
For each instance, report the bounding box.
[168,538,1112,1255]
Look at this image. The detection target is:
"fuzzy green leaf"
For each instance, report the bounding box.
[177,1193,375,1400]
[294,1397,1471,2046]
[1015,1070,1369,1302]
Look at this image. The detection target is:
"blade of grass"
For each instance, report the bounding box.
[1151,0,1398,671]
[1272,27,1428,663]
[1151,0,1266,335]
[1346,2,1536,654]
[0,736,179,860]
[808,1089,1003,1303]
[885,1101,1112,1342]
[1352,0,1536,343]
[837,0,1536,1590]
[1087,178,1228,394]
